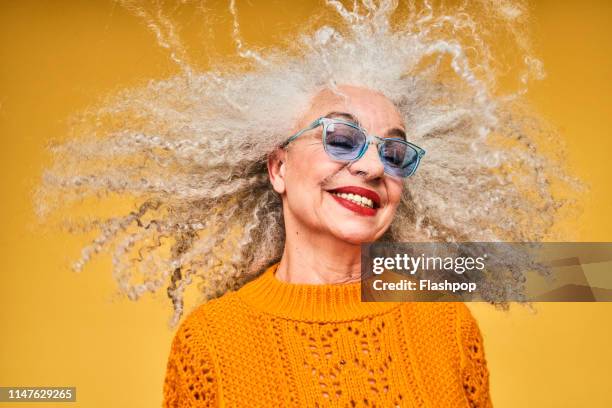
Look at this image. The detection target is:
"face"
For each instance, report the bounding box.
[269,85,405,245]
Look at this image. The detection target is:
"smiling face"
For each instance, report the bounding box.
[268,85,405,245]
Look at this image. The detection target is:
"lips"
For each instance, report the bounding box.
[328,186,381,208]
[326,186,382,217]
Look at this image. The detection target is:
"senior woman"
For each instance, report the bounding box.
[33,1,576,407]
[159,84,492,407]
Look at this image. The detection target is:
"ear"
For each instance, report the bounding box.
[267,148,287,194]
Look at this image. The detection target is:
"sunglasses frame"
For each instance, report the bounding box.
[281,116,426,178]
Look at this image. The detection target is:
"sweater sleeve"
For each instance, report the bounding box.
[162,315,218,407]
[456,303,493,408]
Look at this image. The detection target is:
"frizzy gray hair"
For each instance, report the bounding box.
[33,0,581,327]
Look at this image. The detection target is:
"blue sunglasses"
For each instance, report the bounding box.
[281,117,426,178]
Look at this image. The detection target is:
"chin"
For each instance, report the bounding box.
[331,227,378,246]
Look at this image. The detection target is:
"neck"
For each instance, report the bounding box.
[276,216,363,285]
[236,263,399,322]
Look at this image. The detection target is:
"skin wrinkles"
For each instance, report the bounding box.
[267,85,405,285]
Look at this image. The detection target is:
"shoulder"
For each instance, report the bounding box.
[397,301,473,326]
[166,291,242,369]
[396,302,484,349]
[178,290,242,334]
[399,302,479,321]
[164,295,227,406]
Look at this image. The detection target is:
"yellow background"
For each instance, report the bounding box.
[1,1,611,407]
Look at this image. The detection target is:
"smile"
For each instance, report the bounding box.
[327,186,381,217]
[330,192,374,208]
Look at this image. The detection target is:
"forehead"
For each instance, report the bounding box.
[300,85,404,131]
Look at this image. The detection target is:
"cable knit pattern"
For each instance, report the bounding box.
[163,263,492,407]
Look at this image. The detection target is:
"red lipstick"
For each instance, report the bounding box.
[327,186,381,217]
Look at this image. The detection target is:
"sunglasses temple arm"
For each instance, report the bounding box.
[282,118,322,147]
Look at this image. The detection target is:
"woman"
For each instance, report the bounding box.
[161,84,492,407]
[33,1,577,407]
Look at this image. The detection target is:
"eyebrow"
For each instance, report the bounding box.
[385,127,407,141]
[323,111,407,141]
[324,111,361,125]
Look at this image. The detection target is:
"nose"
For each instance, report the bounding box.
[347,140,385,180]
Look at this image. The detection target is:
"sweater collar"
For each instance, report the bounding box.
[236,262,399,322]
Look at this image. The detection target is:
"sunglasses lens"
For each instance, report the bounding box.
[324,123,365,160]
[380,140,420,177]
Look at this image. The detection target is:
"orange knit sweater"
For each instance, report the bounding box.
[162,263,492,407]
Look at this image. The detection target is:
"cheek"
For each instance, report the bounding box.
[285,148,338,207]
[290,142,342,180]
[386,181,404,211]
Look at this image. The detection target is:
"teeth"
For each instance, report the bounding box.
[332,192,375,208]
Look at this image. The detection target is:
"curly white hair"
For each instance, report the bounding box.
[33,0,581,327]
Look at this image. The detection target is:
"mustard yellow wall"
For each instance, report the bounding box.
[1,1,610,407]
